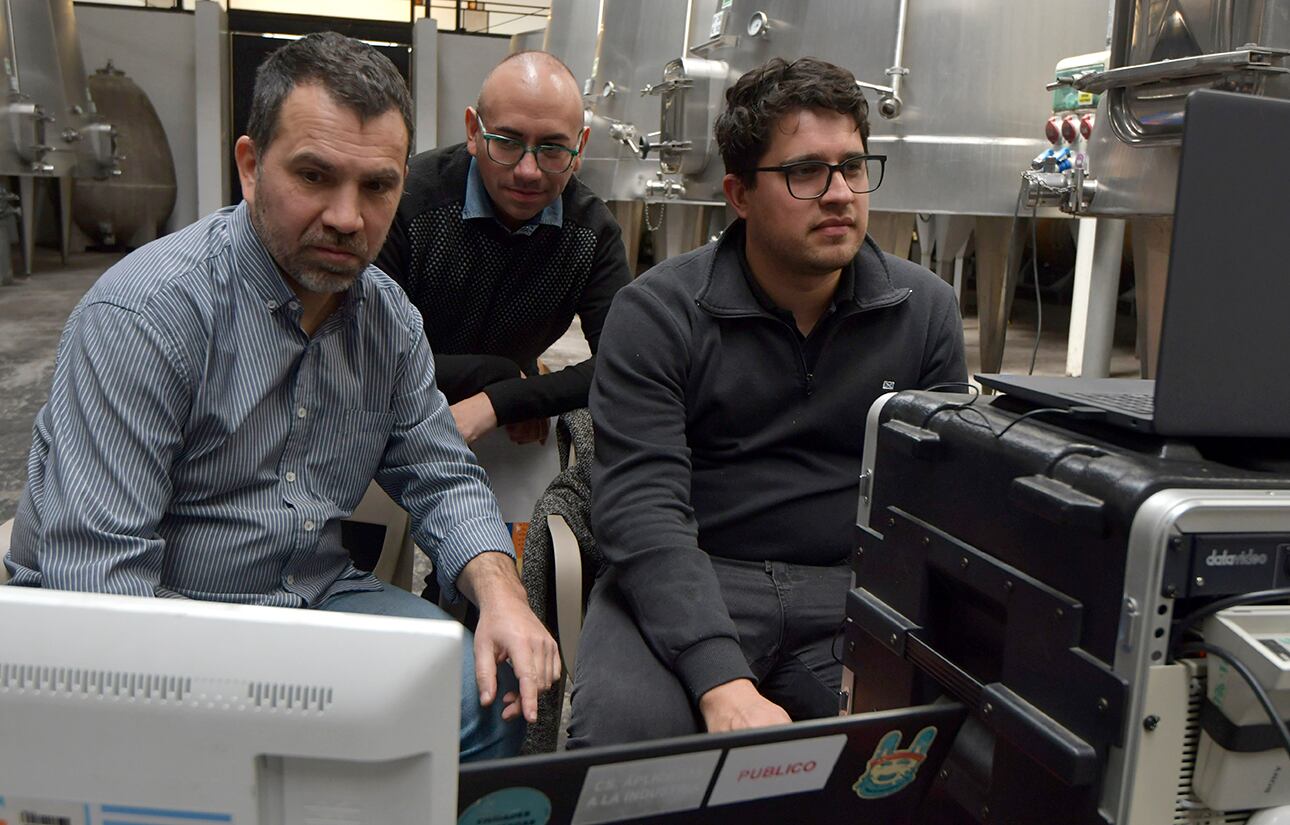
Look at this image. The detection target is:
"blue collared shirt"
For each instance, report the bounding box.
[4,202,512,606]
[461,156,563,235]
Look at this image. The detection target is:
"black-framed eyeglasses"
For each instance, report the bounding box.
[752,154,887,200]
[475,114,581,174]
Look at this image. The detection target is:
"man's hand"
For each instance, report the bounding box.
[450,392,499,444]
[698,679,792,733]
[457,551,560,724]
[505,417,550,445]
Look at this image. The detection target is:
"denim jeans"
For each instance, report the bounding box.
[318,584,524,762]
[566,556,851,749]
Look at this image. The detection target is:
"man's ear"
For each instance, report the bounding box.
[464,106,480,157]
[571,125,591,173]
[234,135,259,205]
[723,173,751,219]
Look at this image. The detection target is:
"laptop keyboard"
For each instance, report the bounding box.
[1066,392,1155,416]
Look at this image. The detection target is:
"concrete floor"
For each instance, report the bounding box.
[0,250,121,522]
[0,248,1140,523]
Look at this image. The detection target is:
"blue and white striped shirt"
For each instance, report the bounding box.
[4,202,513,606]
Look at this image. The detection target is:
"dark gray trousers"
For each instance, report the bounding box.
[566,555,851,749]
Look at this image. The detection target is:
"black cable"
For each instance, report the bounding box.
[1042,443,1108,477]
[918,384,982,429]
[830,618,848,666]
[1028,202,1043,375]
[1178,641,1290,764]
[995,186,1027,370]
[952,403,1000,437]
[1169,588,1290,656]
[994,406,1074,438]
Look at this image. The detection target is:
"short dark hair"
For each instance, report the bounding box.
[246,31,413,156]
[714,57,870,186]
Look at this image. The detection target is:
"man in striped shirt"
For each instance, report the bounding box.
[2,32,557,761]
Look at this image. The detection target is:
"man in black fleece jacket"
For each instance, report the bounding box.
[375,51,630,446]
[567,58,967,747]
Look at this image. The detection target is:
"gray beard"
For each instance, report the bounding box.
[250,192,367,296]
[289,260,357,295]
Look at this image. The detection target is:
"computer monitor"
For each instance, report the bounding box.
[0,586,462,825]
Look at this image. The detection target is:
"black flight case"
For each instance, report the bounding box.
[842,390,1290,825]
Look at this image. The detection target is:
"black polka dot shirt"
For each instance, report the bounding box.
[376,143,631,425]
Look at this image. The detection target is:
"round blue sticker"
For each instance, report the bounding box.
[458,787,552,825]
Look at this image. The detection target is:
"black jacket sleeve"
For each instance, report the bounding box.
[918,287,969,389]
[485,218,632,424]
[589,282,755,704]
[434,353,522,404]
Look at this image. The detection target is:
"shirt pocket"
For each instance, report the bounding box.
[321,409,397,512]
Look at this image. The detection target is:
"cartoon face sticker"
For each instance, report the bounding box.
[853,726,938,799]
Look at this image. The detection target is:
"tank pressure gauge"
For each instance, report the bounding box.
[747,11,770,39]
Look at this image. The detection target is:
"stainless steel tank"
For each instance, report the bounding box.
[556,0,1109,217]
[1034,0,1290,218]
[545,0,1112,368]
[72,62,175,249]
[543,0,603,102]
[575,0,688,204]
[1018,0,1290,378]
[0,0,120,273]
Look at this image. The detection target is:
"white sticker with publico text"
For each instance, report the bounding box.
[570,750,721,825]
[706,734,847,807]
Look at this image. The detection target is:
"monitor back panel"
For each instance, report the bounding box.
[1154,90,1290,437]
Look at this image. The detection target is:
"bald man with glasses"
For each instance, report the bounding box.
[376,50,630,450]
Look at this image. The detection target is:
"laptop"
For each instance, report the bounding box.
[457,703,965,825]
[978,89,1290,438]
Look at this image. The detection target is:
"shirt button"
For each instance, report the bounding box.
[285,471,297,483]
[296,407,308,418]
[286,575,296,585]
[266,300,277,310]
[303,520,315,532]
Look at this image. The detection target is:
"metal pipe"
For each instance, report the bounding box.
[891,0,909,74]
[1109,0,1132,70]
[5,0,19,92]
[880,0,910,118]
[682,0,694,52]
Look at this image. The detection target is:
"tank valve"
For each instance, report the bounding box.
[1021,167,1097,213]
[606,120,642,156]
[644,173,685,199]
[1023,170,1070,209]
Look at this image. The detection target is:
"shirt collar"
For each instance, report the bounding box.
[462,156,563,236]
[735,225,857,317]
[697,219,905,317]
[230,200,369,319]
